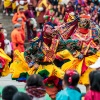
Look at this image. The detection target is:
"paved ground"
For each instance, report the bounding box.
[0,13,86,96]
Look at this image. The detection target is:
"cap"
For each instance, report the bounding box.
[14,23,21,28]
[89,57,100,69]
[19,6,24,10]
[80,14,91,19]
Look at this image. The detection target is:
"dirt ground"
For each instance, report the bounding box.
[0,13,13,40]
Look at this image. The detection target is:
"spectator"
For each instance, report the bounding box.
[85,70,100,100]
[11,23,24,52]
[2,85,18,100]
[25,74,46,100]
[56,70,81,100]
[0,27,5,50]
[12,6,26,24]
[13,92,31,100]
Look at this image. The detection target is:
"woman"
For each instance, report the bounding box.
[85,70,100,100]
[25,74,50,100]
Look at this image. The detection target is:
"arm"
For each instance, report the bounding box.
[12,13,18,24]
[16,32,24,44]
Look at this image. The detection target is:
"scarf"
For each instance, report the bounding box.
[26,86,46,99]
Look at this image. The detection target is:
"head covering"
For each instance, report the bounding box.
[17,18,22,22]
[14,23,21,28]
[89,58,100,69]
[19,6,24,10]
[80,14,91,19]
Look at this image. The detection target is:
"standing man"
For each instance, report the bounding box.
[11,23,24,52]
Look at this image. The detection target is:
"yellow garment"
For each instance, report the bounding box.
[28,64,64,79]
[12,2,17,10]
[37,0,48,17]
[10,50,29,78]
[0,49,11,76]
[4,0,12,8]
[56,50,75,61]
[79,68,95,85]
[62,58,83,75]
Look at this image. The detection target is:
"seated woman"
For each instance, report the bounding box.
[25,74,51,100]
[56,70,82,100]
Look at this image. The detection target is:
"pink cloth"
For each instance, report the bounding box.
[85,90,100,100]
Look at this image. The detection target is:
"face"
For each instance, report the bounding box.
[19,9,24,13]
[16,27,21,31]
[59,15,63,19]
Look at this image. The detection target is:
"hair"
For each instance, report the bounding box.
[64,70,79,87]
[2,85,18,100]
[89,70,100,92]
[25,74,44,88]
[12,92,31,100]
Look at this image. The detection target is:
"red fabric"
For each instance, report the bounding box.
[65,6,74,13]
[81,59,88,74]
[85,90,100,100]
[79,28,89,34]
[0,33,5,50]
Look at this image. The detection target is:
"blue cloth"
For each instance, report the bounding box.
[56,87,82,100]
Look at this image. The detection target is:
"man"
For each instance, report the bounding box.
[12,6,26,24]
[11,23,24,52]
[2,85,18,100]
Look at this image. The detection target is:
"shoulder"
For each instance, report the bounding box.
[56,89,69,100]
[85,90,92,99]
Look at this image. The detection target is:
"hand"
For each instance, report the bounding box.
[0,42,1,46]
[34,63,39,69]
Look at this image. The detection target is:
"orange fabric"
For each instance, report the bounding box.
[19,22,26,41]
[12,12,27,24]
[11,29,24,52]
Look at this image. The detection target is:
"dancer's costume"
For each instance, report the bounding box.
[61,14,100,85]
[0,49,11,76]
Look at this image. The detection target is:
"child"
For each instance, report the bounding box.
[25,74,51,100]
[85,70,100,100]
[2,85,18,100]
[13,92,31,100]
[56,70,81,100]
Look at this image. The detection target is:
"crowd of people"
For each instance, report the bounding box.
[1,0,100,100]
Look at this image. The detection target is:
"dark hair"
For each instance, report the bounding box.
[89,70,100,92]
[64,70,79,87]
[13,92,31,100]
[26,74,44,87]
[2,85,18,100]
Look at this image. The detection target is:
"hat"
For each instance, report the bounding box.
[19,6,24,10]
[80,14,91,19]
[14,23,21,28]
[89,57,100,69]
[17,18,22,22]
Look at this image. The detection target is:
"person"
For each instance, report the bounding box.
[0,27,5,50]
[2,85,18,100]
[25,74,46,100]
[11,23,24,52]
[85,70,100,100]
[12,92,31,100]
[56,70,82,100]
[12,6,26,24]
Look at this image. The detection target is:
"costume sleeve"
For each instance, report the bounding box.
[84,93,91,100]
[16,32,24,44]
[12,13,18,24]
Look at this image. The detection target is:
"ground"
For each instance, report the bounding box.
[0,13,86,98]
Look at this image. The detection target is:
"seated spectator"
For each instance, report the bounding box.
[85,70,100,100]
[25,74,46,100]
[12,92,31,100]
[56,70,82,100]
[2,85,18,100]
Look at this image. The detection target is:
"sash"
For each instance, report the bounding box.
[42,38,59,62]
